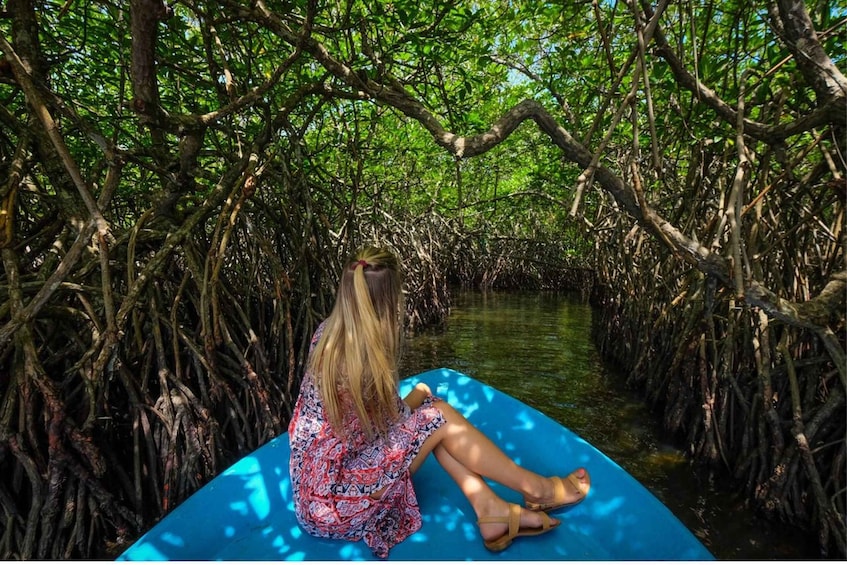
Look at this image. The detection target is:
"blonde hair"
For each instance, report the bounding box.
[308,246,404,438]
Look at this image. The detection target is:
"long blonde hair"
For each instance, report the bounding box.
[308,246,404,438]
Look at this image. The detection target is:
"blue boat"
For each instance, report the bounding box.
[118,368,714,560]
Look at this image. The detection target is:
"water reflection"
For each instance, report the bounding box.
[400,290,818,560]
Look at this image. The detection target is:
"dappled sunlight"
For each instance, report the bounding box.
[592,494,627,517]
[227,458,271,519]
[120,368,712,561]
[513,408,537,431]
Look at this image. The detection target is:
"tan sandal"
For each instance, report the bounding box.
[478,503,559,552]
[525,468,591,512]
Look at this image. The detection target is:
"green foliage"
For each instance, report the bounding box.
[3,0,841,265]
[1,0,844,560]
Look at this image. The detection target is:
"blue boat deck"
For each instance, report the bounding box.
[118,368,714,561]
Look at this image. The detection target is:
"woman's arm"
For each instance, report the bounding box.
[403,382,432,410]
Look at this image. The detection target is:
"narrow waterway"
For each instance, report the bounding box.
[399,290,819,560]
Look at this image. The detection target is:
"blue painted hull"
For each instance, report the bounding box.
[118,368,714,560]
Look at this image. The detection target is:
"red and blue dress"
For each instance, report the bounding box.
[288,324,445,558]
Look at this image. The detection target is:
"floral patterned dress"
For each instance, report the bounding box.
[288,323,445,558]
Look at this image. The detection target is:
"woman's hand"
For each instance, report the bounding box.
[403,382,432,410]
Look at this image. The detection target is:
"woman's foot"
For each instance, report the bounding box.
[525,468,591,512]
[477,502,560,551]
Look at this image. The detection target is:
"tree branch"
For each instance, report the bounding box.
[646,4,846,145]
[248,0,845,343]
[775,0,847,103]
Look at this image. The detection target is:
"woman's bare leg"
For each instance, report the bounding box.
[411,399,589,508]
[430,444,558,542]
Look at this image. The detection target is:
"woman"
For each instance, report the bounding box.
[288,246,590,558]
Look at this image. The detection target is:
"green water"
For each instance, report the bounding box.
[399,290,820,560]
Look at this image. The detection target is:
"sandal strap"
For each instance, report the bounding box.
[508,503,520,537]
[538,510,552,531]
[551,476,566,503]
[477,503,521,538]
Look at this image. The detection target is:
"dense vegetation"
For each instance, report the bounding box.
[0,0,843,559]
